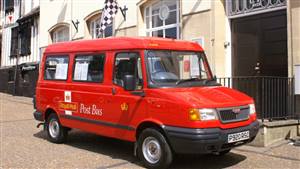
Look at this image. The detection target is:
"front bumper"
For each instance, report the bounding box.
[33,111,44,121]
[163,121,259,154]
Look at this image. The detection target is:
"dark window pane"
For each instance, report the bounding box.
[20,23,32,56]
[165,11,176,25]
[166,0,177,10]
[73,54,105,82]
[238,0,244,11]
[271,0,279,4]
[232,0,237,12]
[152,3,160,15]
[145,7,150,16]
[152,15,163,28]
[104,24,113,37]
[146,16,150,29]
[152,30,163,38]
[44,56,69,80]
[5,0,14,12]
[165,27,177,39]
[10,27,18,56]
[114,53,143,89]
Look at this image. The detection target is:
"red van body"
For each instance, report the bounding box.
[34,37,259,168]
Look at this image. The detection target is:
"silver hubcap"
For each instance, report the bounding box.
[49,119,60,138]
[142,137,162,164]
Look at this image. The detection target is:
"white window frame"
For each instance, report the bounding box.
[52,26,70,43]
[144,0,180,39]
[89,16,113,39]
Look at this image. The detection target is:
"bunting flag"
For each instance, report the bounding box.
[99,0,119,35]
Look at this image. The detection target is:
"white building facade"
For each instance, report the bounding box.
[0,0,40,96]
[38,0,300,115]
[0,0,299,115]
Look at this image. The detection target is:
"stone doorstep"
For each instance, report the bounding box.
[250,119,300,147]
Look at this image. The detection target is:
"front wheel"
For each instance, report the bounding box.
[137,128,173,169]
[45,113,68,143]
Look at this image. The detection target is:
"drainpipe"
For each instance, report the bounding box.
[13,0,22,95]
[209,0,216,75]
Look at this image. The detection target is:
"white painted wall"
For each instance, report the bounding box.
[181,0,211,15]
[39,0,140,48]
[1,0,40,67]
[40,0,104,47]
[115,0,138,29]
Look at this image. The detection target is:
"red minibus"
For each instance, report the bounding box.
[34,37,259,168]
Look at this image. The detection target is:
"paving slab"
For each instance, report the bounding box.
[0,93,299,169]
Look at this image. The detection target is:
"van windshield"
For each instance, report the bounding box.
[146,50,216,87]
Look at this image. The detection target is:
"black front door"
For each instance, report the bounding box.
[232,10,287,77]
[231,10,290,120]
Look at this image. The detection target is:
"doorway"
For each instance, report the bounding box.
[231,10,287,77]
[230,10,292,120]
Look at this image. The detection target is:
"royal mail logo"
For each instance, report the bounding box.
[59,102,78,112]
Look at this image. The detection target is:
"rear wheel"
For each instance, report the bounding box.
[46,113,68,143]
[137,128,173,169]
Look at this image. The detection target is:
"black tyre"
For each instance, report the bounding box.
[45,113,68,143]
[137,128,173,169]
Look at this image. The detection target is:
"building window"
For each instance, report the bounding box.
[20,23,32,56]
[89,16,113,39]
[51,26,69,43]
[227,0,287,18]
[5,0,14,13]
[10,27,19,57]
[145,0,180,39]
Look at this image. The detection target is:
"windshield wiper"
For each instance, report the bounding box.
[176,78,204,85]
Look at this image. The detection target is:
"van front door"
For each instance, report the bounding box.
[109,52,146,139]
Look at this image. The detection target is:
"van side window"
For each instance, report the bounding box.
[114,53,143,90]
[44,56,69,80]
[73,54,105,82]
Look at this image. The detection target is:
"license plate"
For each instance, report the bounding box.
[228,131,250,143]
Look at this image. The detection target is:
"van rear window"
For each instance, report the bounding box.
[44,56,69,80]
[73,54,105,83]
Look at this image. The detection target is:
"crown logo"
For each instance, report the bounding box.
[121,103,129,111]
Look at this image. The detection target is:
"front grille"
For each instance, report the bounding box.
[218,106,250,123]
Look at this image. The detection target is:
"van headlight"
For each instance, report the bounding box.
[189,108,218,121]
[249,104,256,115]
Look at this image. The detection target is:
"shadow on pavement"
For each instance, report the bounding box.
[33,129,143,167]
[34,129,247,169]
[170,153,247,169]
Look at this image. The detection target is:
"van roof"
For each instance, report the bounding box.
[44,37,203,54]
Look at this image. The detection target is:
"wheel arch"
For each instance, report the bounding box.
[136,120,168,141]
[44,107,58,121]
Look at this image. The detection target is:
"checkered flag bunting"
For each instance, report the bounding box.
[99,0,119,36]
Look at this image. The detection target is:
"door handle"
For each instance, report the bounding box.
[112,88,116,95]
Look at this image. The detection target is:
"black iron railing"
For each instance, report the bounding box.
[217,76,296,121]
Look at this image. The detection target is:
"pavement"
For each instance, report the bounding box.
[0,92,300,169]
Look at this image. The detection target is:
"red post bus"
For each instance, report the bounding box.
[34,37,259,168]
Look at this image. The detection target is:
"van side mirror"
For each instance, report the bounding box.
[123,75,136,91]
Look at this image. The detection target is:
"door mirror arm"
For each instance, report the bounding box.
[131,90,145,97]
